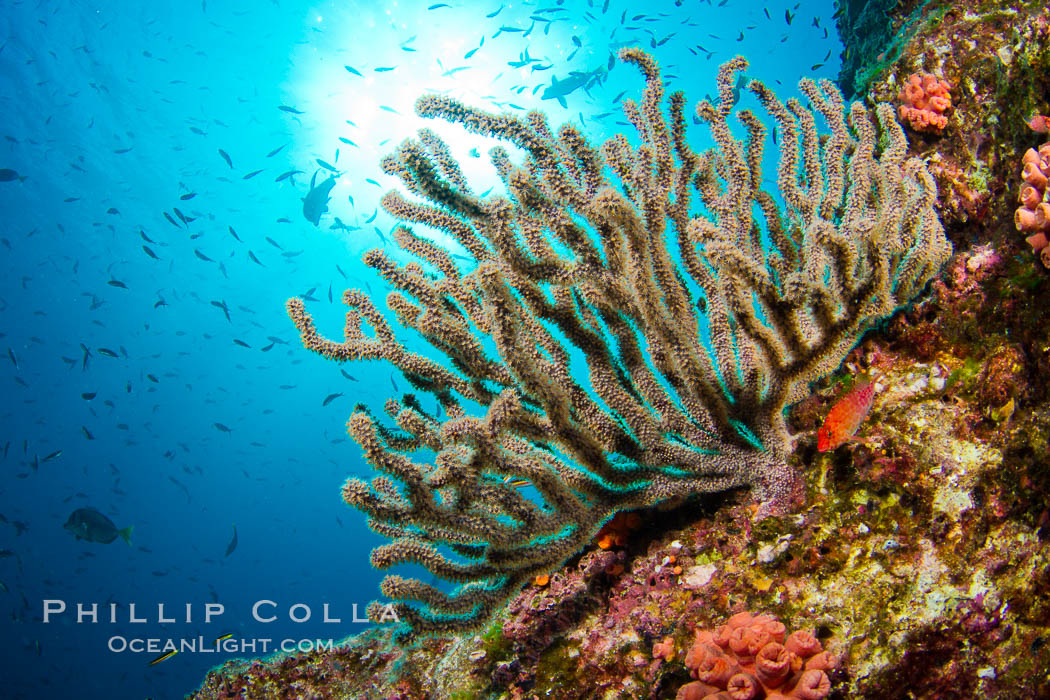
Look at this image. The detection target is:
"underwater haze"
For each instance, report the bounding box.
[0,0,838,697]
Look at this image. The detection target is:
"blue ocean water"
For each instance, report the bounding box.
[0,1,839,697]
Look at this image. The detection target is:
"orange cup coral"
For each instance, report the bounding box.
[898,72,952,133]
[594,511,642,550]
[1015,142,1050,268]
[677,612,835,700]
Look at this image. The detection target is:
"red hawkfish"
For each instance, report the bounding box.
[817,379,877,452]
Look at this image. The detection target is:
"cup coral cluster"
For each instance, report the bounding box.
[677,612,835,700]
[1015,141,1050,267]
[594,512,642,550]
[898,73,952,133]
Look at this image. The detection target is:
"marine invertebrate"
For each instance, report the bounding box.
[678,611,835,700]
[286,49,951,638]
[898,72,952,133]
[1014,141,1050,267]
[594,511,642,549]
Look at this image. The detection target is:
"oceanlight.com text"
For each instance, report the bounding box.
[109,635,338,655]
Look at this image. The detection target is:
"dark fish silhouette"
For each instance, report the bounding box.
[225,525,237,556]
[275,169,302,183]
[63,508,132,545]
[211,299,231,321]
[302,172,337,226]
[173,207,193,224]
[541,67,605,107]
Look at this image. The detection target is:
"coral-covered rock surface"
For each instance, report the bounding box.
[863,0,1050,244]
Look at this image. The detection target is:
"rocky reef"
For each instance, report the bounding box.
[191,1,1050,697]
